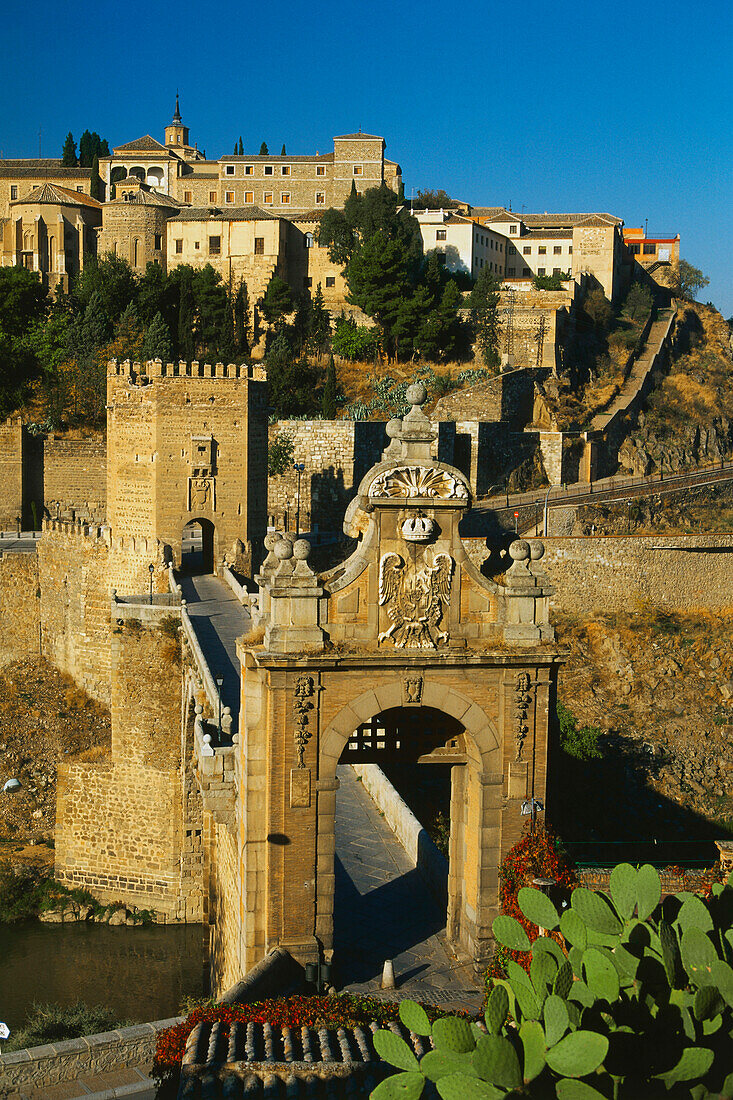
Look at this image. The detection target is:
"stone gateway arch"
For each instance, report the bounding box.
[209,383,562,991]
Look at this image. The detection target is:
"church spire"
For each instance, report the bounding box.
[173,91,182,123]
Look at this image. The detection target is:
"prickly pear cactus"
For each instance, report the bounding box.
[370,866,733,1099]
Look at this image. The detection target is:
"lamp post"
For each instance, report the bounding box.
[148,563,155,605]
[15,515,21,539]
[293,463,305,536]
[215,672,224,743]
[543,485,552,538]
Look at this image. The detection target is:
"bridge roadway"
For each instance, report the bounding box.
[178,573,250,733]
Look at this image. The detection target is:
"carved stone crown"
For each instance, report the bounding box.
[401,515,436,542]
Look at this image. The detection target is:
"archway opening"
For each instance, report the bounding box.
[146,166,164,187]
[333,706,468,990]
[181,518,215,574]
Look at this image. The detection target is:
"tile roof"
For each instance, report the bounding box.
[334,133,383,140]
[288,210,328,222]
[11,182,102,209]
[522,212,622,227]
[168,204,279,222]
[471,206,511,219]
[0,163,91,178]
[219,154,334,163]
[520,228,573,239]
[111,183,180,209]
[113,135,168,153]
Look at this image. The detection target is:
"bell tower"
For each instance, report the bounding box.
[165,92,190,149]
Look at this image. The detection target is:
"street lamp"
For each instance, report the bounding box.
[215,672,224,742]
[293,463,305,537]
[148,562,155,605]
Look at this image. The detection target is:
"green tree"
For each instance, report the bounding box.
[72,254,138,328]
[331,316,378,360]
[232,279,250,357]
[191,264,229,358]
[309,283,331,354]
[676,259,710,300]
[468,266,501,364]
[238,137,244,156]
[99,138,110,157]
[346,231,412,355]
[266,333,322,417]
[532,271,568,291]
[259,142,269,156]
[584,286,614,332]
[292,289,314,354]
[141,311,172,362]
[318,208,357,265]
[414,188,457,209]
[90,156,102,202]
[137,262,170,325]
[61,132,77,167]
[0,266,48,339]
[176,268,195,360]
[268,431,294,476]
[280,143,286,155]
[259,274,293,332]
[321,354,337,418]
[622,281,653,322]
[113,302,144,358]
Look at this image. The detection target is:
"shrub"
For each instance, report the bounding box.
[372,866,733,1099]
[267,432,295,477]
[3,1001,129,1052]
[557,701,602,761]
[0,860,50,922]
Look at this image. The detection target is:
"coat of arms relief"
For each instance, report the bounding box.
[378,551,453,648]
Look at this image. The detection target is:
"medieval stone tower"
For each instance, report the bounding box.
[106,359,268,575]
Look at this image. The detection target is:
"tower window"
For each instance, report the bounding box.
[225,165,235,175]
[254,237,265,255]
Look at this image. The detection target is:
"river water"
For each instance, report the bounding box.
[0,922,206,1031]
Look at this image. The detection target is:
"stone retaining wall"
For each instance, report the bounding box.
[0,1017,183,1095]
[0,551,40,667]
[541,534,733,614]
[44,434,107,522]
[351,763,448,906]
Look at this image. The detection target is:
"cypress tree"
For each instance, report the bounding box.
[281,143,286,156]
[99,138,110,157]
[233,142,238,154]
[238,136,244,156]
[90,156,102,201]
[321,354,337,418]
[61,132,77,167]
[259,142,269,155]
[177,271,196,361]
[309,283,330,353]
[79,130,92,168]
[142,312,172,363]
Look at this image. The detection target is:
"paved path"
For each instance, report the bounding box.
[179,573,250,732]
[334,765,482,1013]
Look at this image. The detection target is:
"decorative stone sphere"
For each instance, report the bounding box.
[274,539,293,560]
[386,418,402,439]
[508,539,530,561]
[405,382,427,407]
[529,540,545,561]
[264,532,282,552]
[293,539,311,560]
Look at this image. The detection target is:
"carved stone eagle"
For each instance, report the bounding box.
[378,552,453,648]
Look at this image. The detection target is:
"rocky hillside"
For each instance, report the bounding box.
[619,303,733,475]
[0,658,110,860]
[552,609,733,844]
[571,481,733,536]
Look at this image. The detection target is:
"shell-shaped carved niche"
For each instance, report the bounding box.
[368,465,468,500]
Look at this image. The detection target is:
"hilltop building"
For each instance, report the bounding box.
[0,183,102,292]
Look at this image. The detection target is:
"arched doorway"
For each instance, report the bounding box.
[334,706,465,986]
[181,518,215,574]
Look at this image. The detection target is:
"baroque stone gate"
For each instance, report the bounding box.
[208,385,562,991]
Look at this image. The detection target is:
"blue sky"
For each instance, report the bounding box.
[5,0,732,315]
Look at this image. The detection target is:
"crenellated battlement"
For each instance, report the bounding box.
[41,517,166,559]
[107,358,267,382]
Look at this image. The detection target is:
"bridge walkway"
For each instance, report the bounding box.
[178,573,250,733]
[334,764,482,1011]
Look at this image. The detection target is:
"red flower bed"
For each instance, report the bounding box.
[154,994,450,1078]
[486,823,578,986]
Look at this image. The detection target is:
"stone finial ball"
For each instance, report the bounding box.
[293,539,311,560]
[508,539,530,561]
[406,382,428,406]
[386,418,403,439]
[274,539,293,560]
[529,540,545,560]
[264,532,282,552]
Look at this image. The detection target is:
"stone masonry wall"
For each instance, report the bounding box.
[38,521,169,705]
[43,434,107,522]
[0,551,40,666]
[541,534,733,614]
[55,619,204,921]
[0,418,24,528]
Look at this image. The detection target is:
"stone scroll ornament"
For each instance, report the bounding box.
[379,552,453,649]
[293,675,315,767]
[369,466,468,500]
[514,672,533,761]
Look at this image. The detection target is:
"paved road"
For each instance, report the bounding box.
[334,765,482,1012]
[179,573,250,733]
[0,531,41,553]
